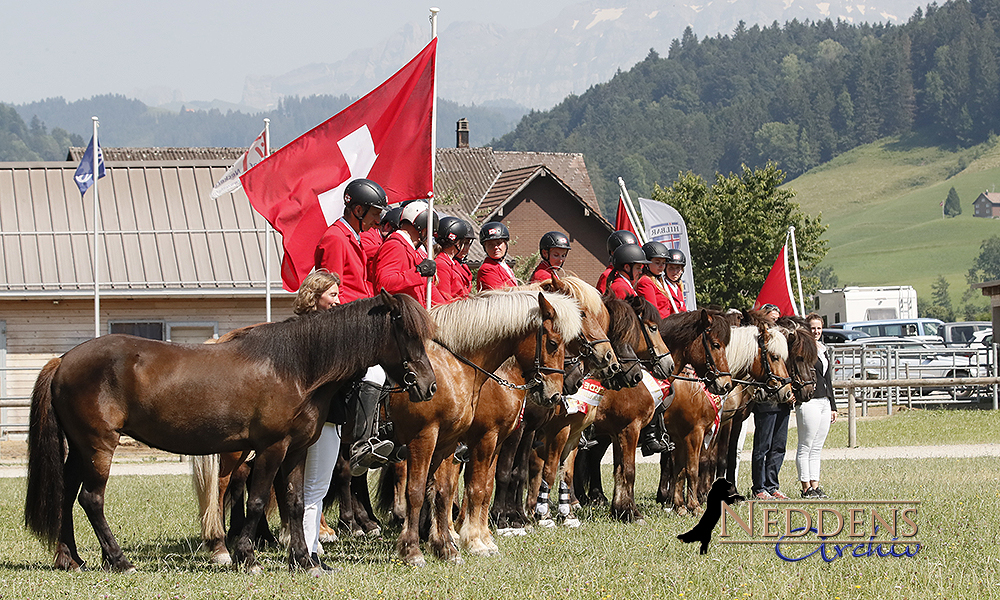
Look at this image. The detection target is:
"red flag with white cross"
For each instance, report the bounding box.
[241,39,436,291]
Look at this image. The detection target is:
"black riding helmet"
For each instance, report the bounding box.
[606,230,639,257]
[539,231,571,253]
[381,206,403,229]
[642,241,670,261]
[479,221,510,244]
[460,220,476,240]
[436,216,469,246]
[344,178,388,210]
[665,248,687,266]
[612,243,651,270]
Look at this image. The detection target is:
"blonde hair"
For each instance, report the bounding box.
[293,269,341,315]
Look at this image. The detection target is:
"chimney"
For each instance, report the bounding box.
[456,118,469,149]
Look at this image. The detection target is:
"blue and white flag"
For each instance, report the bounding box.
[638,197,697,310]
[74,135,106,196]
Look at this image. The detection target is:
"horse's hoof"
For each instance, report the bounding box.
[352,529,366,538]
[318,531,338,543]
[447,555,465,565]
[366,526,382,537]
[635,518,647,526]
[676,506,688,517]
[122,567,137,575]
[248,564,264,575]
[661,504,673,513]
[538,519,556,529]
[497,527,528,537]
[562,517,581,528]
[404,556,427,568]
[209,552,233,566]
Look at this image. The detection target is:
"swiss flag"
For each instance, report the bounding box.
[753,243,798,316]
[241,39,437,291]
[615,195,640,237]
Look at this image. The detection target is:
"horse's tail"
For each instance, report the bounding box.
[375,463,397,515]
[191,454,225,543]
[24,357,65,548]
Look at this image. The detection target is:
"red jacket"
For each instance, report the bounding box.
[636,275,671,320]
[374,230,447,306]
[530,261,564,283]
[360,228,384,290]
[477,257,518,291]
[314,219,372,303]
[596,264,613,293]
[608,271,639,300]
[662,279,688,314]
[435,252,461,301]
[454,261,474,298]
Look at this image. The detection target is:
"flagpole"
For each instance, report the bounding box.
[425,6,440,310]
[263,118,272,322]
[616,177,646,244]
[92,116,101,338]
[789,225,806,316]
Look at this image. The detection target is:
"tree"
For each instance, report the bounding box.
[924,275,955,321]
[967,235,1000,283]
[652,162,826,308]
[944,186,962,217]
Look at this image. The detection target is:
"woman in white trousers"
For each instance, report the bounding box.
[797,314,838,499]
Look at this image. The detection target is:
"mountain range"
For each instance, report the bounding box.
[242,0,926,111]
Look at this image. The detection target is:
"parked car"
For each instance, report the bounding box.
[832,336,982,398]
[970,329,994,348]
[830,318,944,343]
[940,321,992,346]
[822,328,871,344]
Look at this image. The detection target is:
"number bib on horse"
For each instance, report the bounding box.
[563,371,674,414]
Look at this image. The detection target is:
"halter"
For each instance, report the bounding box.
[731,330,792,392]
[635,317,672,379]
[436,322,564,392]
[388,309,421,391]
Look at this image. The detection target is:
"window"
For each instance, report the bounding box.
[109,322,164,340]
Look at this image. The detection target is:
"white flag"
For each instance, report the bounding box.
[211,128,267,198]
[638,197,697,310]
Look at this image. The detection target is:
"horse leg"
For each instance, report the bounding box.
[490,426,521,531]
[192,452,237,565]
[512,428,538,527]
[232,444,288,572]
[429,459,462,564]
[331,452,362,537]
[276,447,312,571]
[74,441,135,572]
[610,423,643,523]
[398,433,438,567]
[459,430,499,556]
[585,435,612,506]
[684,430,705,515]
[715,420,733,482]
[535,425,570,527]
[53,447,86,571]
[351,474,382,536]
[227,459,251,546]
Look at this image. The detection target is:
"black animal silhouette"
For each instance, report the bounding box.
[677,478,746,554]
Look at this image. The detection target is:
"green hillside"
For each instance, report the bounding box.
[788,133,1000,309]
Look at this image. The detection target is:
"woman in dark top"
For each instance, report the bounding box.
[796,313,838,498]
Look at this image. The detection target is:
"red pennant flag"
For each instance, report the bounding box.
[241,39,437,291]
[753,243,798,316]
[615,195,640,237]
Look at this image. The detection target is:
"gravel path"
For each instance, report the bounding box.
[0,443,996,477]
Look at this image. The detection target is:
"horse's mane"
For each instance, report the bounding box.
[726,325,789,374]
[661,308,732,347]
[233,294,434,385]
[430,289,583,354]
[604,293,643,349]
[788,327,819,369]
[524,275,605,318]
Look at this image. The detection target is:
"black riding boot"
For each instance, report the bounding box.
[349,381,395,477]
[640,404,674,456]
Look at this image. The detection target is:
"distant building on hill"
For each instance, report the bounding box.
[972,191,1000,218]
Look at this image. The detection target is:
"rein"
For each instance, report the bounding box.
[670,328,731,385]
[730,331,792,392]
[382,309,423,393]
[434,323,565,392]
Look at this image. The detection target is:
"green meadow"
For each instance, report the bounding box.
[788,133,1000,305]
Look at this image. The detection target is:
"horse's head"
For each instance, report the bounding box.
[749,325,794,404]
[663,309,733,395]
[562,350,586,396]
[601,293,644,390]
[537,276,621,383]
[516,292,571,407]
[627,295,674,380]
[784,326,818,403]
[379,291,438,403]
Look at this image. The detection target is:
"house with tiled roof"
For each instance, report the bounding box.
[973,191,1000,218]
[435,119,613,283]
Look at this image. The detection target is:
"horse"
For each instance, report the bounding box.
[24,291,436,573]
[447,275,620,556]
[574,307,736,523]
[655,318,793,514]
[385,290,581,567]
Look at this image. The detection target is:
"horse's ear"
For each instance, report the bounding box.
[740,309,752,326]
[699,308,712,330]
[379,288,397,309]
[538,292,557,322]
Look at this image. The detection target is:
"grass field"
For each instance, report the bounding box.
[799,405,1000,449]
[787,132,1000,306]
[0,411,997,599]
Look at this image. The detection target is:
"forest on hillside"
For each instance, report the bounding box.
[495,0,1000,214]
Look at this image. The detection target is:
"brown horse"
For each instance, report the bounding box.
[25,291,436,573]
[386,290,580,567]
[449,276,618,556]
[656,320,793,514]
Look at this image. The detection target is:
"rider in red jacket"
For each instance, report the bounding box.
[607,243,650,300]
[596,230,639,293]
[374,201,446,306]
[477,221,518,291]
[434,217,471,300]
[531,231,571,282]
[453,220,476,298]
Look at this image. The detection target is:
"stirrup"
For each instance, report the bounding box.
[578,435,598,450]
[453,443,470,464]
[349,438,394,477]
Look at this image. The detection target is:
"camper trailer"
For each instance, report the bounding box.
[813,286,918,326]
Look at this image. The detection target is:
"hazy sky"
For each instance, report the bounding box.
[1,0,579,106]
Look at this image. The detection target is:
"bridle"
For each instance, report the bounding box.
[732,330,792,393]
[387,308,421,392]
[436,322,564,392]
[670,327,732,386]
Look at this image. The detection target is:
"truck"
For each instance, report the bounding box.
[813,286,918,326]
